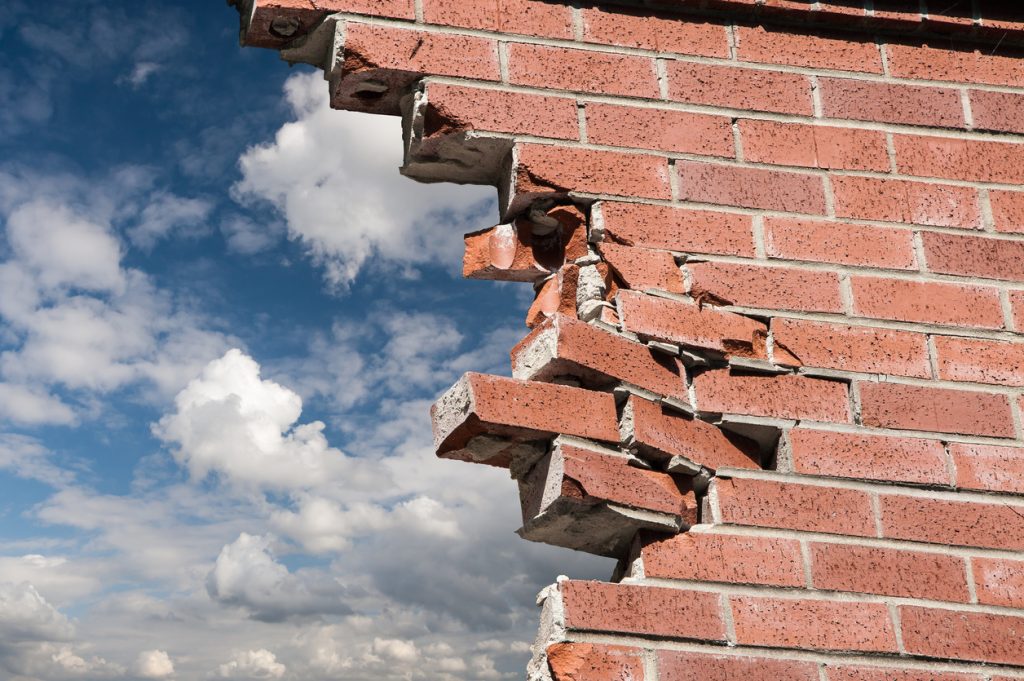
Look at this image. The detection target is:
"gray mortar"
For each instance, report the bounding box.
[526,583,566,681]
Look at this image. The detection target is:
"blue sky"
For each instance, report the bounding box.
[0,2,609,679]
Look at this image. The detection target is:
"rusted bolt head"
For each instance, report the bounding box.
[269,16,302,38]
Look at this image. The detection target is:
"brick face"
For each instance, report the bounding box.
[238,4,1024,679]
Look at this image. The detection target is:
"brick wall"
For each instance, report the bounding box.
[231,1,1024,679]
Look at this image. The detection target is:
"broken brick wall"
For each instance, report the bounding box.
[232,1,1024,678]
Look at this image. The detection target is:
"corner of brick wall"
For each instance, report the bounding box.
[231,1,1024,679]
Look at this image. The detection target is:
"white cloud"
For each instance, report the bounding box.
[0,582,74,643]
[0,434,74,487]
[216,649,285,680]
[205,533,351,623]
[232,72,495,289]
[135,650,174,679]
[0,383,76,426]
[129,192,213,249]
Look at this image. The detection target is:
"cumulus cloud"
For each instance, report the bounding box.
[232,71,495,289]
[135,650,174,679]
[216,649,286,679]
[206,533,351,623]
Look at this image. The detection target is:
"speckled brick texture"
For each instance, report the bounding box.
[232,0,1024,677]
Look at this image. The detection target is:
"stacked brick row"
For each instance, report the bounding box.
[232,1,1024,679]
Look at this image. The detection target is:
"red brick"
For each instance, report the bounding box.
[923,231,1024,283]
[859,381,1015,438]
[850,276,1004,329]
[825,667,981,681]
[819,77,965,128]
[623,396,761,471]
[678,162,827,215]
[972,90,1024,135]
[990,190,1024,234]
[895,134,1024,185]
[244,0,415,47]
[887,43,1024,88]
[560,580,726,640]
[431,372,619,465]
[881,494,1024,550]
[513,143,671,201]
[900,606,1024,666]
[659,650,819,681]
[616,289,767,357]
[598,203,754,257]
[463,210,585,282]
[507,43,658,99]
[695,371,851,422]
[596,243,684,293]
[765,218,917,270]
[715,477,876,536]
[934,336,1024,386]
[788,429,948,484]
[1015,291,1024,331]
[810,543,969,601]
[423,82,578,142]
[740,121,889,172]
[586,104,733,157]
[735,25,883,73]
[640,532,804,586]
[552,443,695,517]
[343,22,499,81]
[667,62,814,115]
[581,8,728,57]
[973,557,1024,609]
[421,0,573,38]
[730,596,897,653]
[832,176,981,229]
[547,643,645,681]
[687,261,843,314]
[950,443,1024,495]
[511,314,688,402]
[772,318,931,378]
[526,264,578,328]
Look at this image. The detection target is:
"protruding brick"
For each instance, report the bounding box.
[949,443,1024,495]
[421,0,573,38]
[546,643,645,681]
[431,372,618,466]
[730,596,898,653]
[622,395,761,471]
[694,371,851,422]
[881,494,1024,551]
[787,429,948,485]
[511,314,688,402]
[422,82,579,143]
[597,203,755,257]
[586,104,734,157]
[922,231,1024,283]
[771,318,931,378]
[934,335,1024,386]
[810,543,969,602]
[507,43,659,99]
[596,243,684,293]
[519,441,696,556]
[832,176,981,229]
[687,261,843,314]
[658,650,819,681]
[616,290,767,357]
[243,0,415,48]
[741,121,889,172]
[819,77,965,128]
[463,206,586,282]
[900,606,1024,666]
[560,580,726,641]
[526,265,579,328]
[764,218,917,270]
[678,162,827,215]
[850,276,1004,329]
[639,531,804,586]
[714,477,876,537]
[581,8,729,57]
[667,62,814,115]
[973,557,1024,609]
[858,381,1015,438]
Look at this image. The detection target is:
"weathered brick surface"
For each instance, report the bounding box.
[237,3,1024,677]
